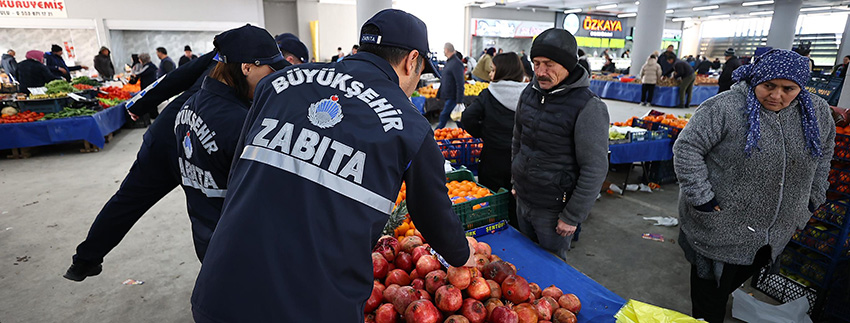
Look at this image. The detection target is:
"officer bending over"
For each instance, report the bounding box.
[191,9,474,322]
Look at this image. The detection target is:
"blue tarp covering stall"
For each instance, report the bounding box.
[0,106,126,150]
[608,139,674,164]
[478,227,627,322]
[589,80,718,107]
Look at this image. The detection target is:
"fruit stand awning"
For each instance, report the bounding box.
[479,227,627,322]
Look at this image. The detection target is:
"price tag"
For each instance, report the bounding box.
[28,87,47,95]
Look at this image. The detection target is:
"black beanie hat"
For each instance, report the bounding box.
[530,28,578,71]
[184,45,192,51]
[51,44,62,53]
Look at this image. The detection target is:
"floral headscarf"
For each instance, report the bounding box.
[732,49,821,157]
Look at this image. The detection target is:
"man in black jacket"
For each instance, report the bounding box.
[696,56,712,75]
[667,53,695,108]
[436,42,465,129]
[659,44,676,77]
[178,45,198,67]
[44,44,87,81]
[93,46,115,80]
[718,48,741,93]
[513,28,610,259]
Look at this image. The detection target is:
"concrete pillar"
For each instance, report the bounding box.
[357,0,392,31]
[630,0,667,75]
[836,15,850,67]
[296,0,320,60]
[766,0,803,50]
[94,19,110,49]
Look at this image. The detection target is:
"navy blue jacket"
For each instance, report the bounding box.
[16,59,60,94]
[439,54,465,102]
[175,77,251,261]
[44,52,81,81]
[191,52,470,322]
[129,62,158,92]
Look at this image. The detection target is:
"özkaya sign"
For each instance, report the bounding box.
[0,1,67,18]
[557,13,625,39]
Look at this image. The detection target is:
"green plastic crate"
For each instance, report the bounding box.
[446,168,509,230]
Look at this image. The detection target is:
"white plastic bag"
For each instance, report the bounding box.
[450,103,466,121]
[731,289,812,323]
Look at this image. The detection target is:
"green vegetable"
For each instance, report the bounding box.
[71,76,101,86]
[45,80,79,94]
[98,97,124,106]
[41,107,97,120]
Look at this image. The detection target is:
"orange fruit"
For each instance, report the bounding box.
[405,229,415,237]
[473,204,482,210]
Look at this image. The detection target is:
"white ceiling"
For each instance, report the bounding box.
[471,0,850,20]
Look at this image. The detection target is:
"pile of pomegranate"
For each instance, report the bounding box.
[370,235,582,323]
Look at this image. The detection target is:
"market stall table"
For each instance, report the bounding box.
[608,139,675,193]
[0,106,126,153]
[478,227,626,322]
[589,80,718,107]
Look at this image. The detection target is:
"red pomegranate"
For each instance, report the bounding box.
[557,294,581,314]
[434,285,463,313]
[541,296,558,314]
[395,252,414,273]
[489,254,501,263]
[447,266,472,289]
[482,261,516,284]
[466,277,491,301]
[445,315,470,323]
[374,253,390,280]
[404,299,441,323]
[551,308,576,323]
[366,313,376,323]
[533,299,553,321]
[484,298,505,319]
[375,303,398,323]
[460,298,487,323]
[489,306,519,323]
[501,275,531,304]
[374,236,400,262]
[412,278,425,290]
[513,303,538,323]
[473,254,490,272]
[486,280,502,299]
[417,289,432,301]
[401,236,424,254]
[365,284,383,313]
[411,246,430,264]
[384,284,401,303]
[386,269,412,286]
[474,242,492,257]
[541,286,563,300]
[417,255,442,277]
[528,283,542,300]
[425,270,447,295]
[392,286,420,315]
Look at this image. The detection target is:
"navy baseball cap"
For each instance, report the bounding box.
[359,9,439,77]
[274,33,309,63]
[213,24,289,71]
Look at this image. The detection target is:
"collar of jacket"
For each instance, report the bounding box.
[531,66,589,96]
[201,76,251,108]
[343,52,400,86]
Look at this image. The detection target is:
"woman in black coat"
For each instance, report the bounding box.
[129,53,159,117]
[461,52,526,228]
[16,50,60,94]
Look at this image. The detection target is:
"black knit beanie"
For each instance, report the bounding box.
[530,28,578,71]
[51,44,62,53]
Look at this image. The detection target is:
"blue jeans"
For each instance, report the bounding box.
[436,99,462,129]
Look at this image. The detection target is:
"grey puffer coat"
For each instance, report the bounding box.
[673,82,834,265]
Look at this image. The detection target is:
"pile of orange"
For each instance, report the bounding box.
[393,216,423,242]
[836,125,850,136]
[434,128,472,141]
[446,180,492,210]
[612,114,688,128]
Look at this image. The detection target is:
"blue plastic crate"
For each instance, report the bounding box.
[630,117,655,130]
[437,137,482,171]
[655,124,682,139]
[628,130,668,142]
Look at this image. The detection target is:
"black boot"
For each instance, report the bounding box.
[63,259,102,282]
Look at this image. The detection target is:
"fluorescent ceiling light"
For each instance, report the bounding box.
[618,13,637,18]
[693,5,719,11]
[635,1,640,5]
[596,3,618,10]
[706,14,731,19]
[800,6,831,12]
[749,10,774,15]
[671,17,690,22]
[742,0,773,6]
[563,8,582,13]
[666,9,674,13]
[833,6,850,10]
[479,2,496,8]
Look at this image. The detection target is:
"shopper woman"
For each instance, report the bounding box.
[16,50,60,94]
[472,47,496,82]
[461,52,526,228]
[129,53,159,117]
[673,49,834,323]
[174,25,288,261]
[639,54,662,106]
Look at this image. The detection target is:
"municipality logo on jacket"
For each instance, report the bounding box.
[308,95,343,128]
[183,132,193,159]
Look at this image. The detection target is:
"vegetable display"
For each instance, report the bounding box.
[45,80,78,94]
[42,107,97,120]
[0,110,45,124]
[71,76,101,87]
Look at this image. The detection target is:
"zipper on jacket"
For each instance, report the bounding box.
[766,114,786,245]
